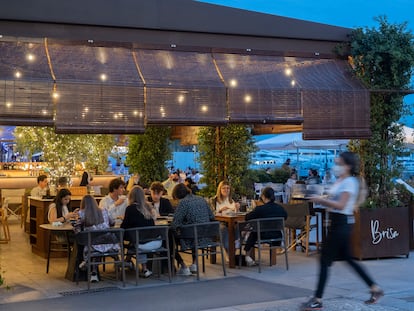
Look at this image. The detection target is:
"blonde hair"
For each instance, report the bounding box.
[216,180,234,204]
[128,186,154,220]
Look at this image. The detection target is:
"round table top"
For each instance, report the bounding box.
[39,223,74,231]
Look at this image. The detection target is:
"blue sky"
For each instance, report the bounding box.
[198,0,414,30]
[199,0,414,126]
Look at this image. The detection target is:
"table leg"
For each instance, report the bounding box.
[46,231,51,273]
[227,219,236,268]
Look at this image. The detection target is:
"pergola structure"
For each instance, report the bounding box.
[0,0,371,142]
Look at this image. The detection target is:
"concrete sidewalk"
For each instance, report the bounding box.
[1,220,413,310]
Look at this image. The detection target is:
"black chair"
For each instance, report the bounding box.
[282,202,319,256]
[174,221,226,280]
[237,217,288,273]
[124,226,172,285]
[75,228,125,290]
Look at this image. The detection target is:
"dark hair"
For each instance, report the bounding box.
[37,174,48,183]
[54,188,72,218]
[310,169,318,177]
[58,176,68,187]
[150,181,166,193]
[261,186,275,202]
[339,151,360,176]
[184,178,195,185]
[109,178,126,193]
[80,171,89,186]
[172,183,190,200]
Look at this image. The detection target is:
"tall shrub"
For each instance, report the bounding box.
[198,125,257,197]
[126,126,171,186]
[349,17,414,208]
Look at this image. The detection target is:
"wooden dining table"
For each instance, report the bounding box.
[214,213,246,268]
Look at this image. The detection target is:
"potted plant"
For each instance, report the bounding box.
[347,17,414,259]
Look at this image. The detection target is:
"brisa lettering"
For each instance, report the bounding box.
[370,220,399,245]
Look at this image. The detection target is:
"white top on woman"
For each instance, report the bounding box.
[215,198,238,215]
[327,176,358,215]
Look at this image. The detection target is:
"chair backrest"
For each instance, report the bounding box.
[177,221,221,248]
[280,203,310,229]
[124,225,168,245]
[244,217,285,243]
[269,183,284,193]
[1,189,25,205]
[76,228,124,249]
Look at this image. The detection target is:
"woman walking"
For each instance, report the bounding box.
[302,151,383,310]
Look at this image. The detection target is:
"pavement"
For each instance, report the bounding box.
[1,219,414,310]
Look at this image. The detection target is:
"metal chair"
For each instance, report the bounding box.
[282,202,319,256]
[75,228,125,290]
[237,217,288,273]
[174,221,227,280]
[124,225,172,285]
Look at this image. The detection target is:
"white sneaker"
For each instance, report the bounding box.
[90,272,99,283]
[189,264,197,273]
[143,269,152,278]
[177,267,192,276]
[245,255,256,267]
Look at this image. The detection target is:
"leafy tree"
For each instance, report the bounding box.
[126,126,171,186]
[13,127,114,183]
[348,17,414,208]
[198,125,257,198]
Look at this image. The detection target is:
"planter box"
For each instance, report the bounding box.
[352,206,410,260]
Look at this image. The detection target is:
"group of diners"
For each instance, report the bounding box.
[44,176,288,282]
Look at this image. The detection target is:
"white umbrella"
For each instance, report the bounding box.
[256,132,348,150]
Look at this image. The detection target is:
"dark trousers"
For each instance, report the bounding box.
[315,213,375,298]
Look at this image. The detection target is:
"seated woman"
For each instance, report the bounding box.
[243,187,287,266]
[211,180,240,259]
[48,188,77,223]
[121,185,160,278]
[212,180,240,215]
[76,194,117,283]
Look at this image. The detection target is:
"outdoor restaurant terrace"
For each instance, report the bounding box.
[3,1,410,309]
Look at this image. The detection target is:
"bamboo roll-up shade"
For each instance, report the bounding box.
[135,49,227,125]
[48,44,145,133]
[213,53,303,124]
[54,82,144,134]
[298,60,371,139]
[0,41,54,125]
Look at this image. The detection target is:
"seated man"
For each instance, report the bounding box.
[31,174,49,198]
[243,187,287,266]
[98,178,127,221]
[147,181,174,217]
